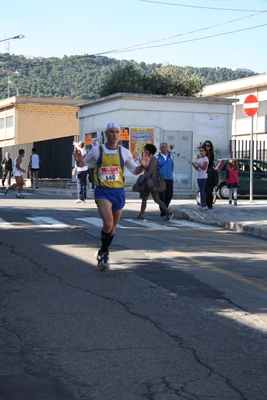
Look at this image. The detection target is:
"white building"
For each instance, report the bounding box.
[202,74,267,158]
[77,93,236,192]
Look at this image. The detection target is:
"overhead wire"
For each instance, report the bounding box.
[2,3,266,69]
[101,23,267,54]
[93,10,267,53]
[139,0,266,13]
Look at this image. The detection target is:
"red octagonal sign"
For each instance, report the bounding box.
[243,94,259,117]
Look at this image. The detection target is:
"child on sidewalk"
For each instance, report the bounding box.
[188,146,209,211]
[226,158,239,205]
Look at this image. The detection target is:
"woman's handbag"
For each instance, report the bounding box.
[132,175,144,192]
[152,168,166,192]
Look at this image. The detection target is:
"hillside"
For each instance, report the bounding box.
[0,53,257,100]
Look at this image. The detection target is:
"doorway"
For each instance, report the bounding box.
[163,130,193,189]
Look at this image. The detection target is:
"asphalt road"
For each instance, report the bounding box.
[0,194,267,400]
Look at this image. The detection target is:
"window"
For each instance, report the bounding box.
[253,161,267,173]
[0,118,4,129]
[6,116,13,128]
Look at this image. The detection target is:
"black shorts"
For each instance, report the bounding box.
[31,168,39,172]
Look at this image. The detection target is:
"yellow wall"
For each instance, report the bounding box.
[16,104,79,144]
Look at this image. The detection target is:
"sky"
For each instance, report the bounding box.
[1,0,267,73]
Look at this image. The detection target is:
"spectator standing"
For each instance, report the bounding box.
[73,141,88,203]
[157,142,174,217]
[135,143,173,221]
[3,149,26,198]
[30,148,41,188]
[226,158,239,205]
[73,122,150,271]
[189,145,209,211]
[2,152,13,186]
[203,140,215,209]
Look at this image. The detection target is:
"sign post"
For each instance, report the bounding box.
[243,94,259,203]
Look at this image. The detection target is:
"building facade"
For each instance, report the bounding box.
[0,96,87,179]
[201,74,267,159]
[0,96,86,147]
[77,93,236,191]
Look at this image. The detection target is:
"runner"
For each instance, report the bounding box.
[4,149,26,199]
[73,122,150,271]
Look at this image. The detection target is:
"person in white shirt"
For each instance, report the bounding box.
[73,141,88,203]
[73,122,150,271]
[30,148,40,189]
[3,149,26,198]
[188,145,209,211]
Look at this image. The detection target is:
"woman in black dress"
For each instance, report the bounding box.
[203,140,215,209]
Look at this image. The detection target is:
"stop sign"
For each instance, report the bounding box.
[243,94,259,117]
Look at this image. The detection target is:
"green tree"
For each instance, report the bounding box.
[98,63,204,97]
[147,65,204,96]
[98,61,147,97]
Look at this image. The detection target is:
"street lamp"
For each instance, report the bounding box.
[0,34,25,43]
[8,80,19,97]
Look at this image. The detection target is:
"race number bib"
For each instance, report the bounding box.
[100,166,119,181]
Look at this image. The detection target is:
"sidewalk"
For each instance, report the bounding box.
[25,186,267,240]
[173,199,267,240]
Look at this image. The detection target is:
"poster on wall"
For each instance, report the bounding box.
[85,128,130,151]
[119,127,129,149]
[85,132,98,151]
[129,127,154,162]
[85,133,92,147]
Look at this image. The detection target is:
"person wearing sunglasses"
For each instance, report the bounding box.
[73,122,150,271]
[203,141,215,209]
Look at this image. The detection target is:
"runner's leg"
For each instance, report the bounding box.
[96,199,123,253]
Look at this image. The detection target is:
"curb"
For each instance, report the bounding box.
[174,208,267,240]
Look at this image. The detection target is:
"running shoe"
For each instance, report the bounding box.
[95,251,110,271]
[4,187,8,195]
[16,194,25,199]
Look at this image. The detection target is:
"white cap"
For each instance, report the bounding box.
[105,122,120,132]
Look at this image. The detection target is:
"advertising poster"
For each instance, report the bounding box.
[85,132,98,151]
[85,133,92,147]
[129,128,154,162]
[119,127,129,149]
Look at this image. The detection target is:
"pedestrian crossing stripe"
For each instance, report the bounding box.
[125,219,170,229]
[0,216,221,231]
[167,219,222,230]
[0,217,11,226]
[76,217,125,228]
[26,217,69,227]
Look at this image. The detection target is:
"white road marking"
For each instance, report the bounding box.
[125,219,170,229]
[0,192,34,196]
[26,217,69,227]
[0,215,221,231]
[76,217,125,228]
[0,218,12,226]
[126,218,220,230]
[169,219,222,230]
